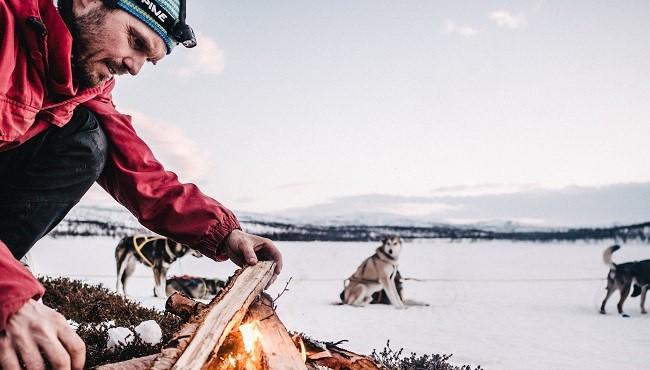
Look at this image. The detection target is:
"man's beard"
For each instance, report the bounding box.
[69,6,111,88]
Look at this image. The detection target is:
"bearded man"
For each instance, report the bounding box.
[0,0,283,368]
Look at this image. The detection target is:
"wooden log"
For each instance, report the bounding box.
[244,293,308,370]
[166,292,207,321]
[152,261,276,370]
[94,354,158,370]
[298,336,382,370]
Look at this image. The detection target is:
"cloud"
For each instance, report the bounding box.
[277,193,461,222]
[173,34,225,77]
[128,110,212,184]
[430,183,542,197]
[488,10,527,29]
[273,183,650,227]
[375,201,460,217]
[441,19,479,39]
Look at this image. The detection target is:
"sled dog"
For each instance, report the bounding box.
[166,275,226,299]
[600,245,650,316]
[115,235,202,297]
[342,236,405,308]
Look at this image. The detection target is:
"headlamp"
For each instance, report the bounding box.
[171,0,197,48]
[103,0,197,51]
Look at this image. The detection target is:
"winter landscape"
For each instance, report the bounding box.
[29,205,650,369]
[6,1,648,369]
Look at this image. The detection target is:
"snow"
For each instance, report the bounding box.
[105,320,162,349]
[106,327,134,349]
[134,320,163,345]
[30,236,649,370]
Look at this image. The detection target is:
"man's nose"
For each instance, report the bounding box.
[123,55,146,76]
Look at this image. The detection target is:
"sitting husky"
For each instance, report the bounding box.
[600,245,650,316]
[166,275,226,299]
[341,236,406,309]
[115,235,202,297]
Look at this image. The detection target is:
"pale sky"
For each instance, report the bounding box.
[86,1,650,224]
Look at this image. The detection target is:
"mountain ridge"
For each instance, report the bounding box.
[49,206,650,243]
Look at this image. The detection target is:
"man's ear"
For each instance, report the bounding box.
[72,0,103,17]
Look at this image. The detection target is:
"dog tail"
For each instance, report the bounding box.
[602,245,621,267]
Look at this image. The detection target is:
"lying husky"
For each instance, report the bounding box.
[341,236,405,309]
[166,275,226,299]
[115,235,202,297]
[600,245,650,316]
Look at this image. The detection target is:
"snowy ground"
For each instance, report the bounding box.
[29,237,649,370]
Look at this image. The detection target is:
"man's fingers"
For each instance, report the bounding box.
[0,349,21,370]
[0,334,21,370]
[268,245,283,274]
[14,335,45,370]
[262,242,283,274]
[58,327,85,370]
[241,242,258,266]
[38,337,71,370]
[253,239,283,274]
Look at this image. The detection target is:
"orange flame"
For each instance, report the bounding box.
[239,321,263,354]
[226,354,237,368]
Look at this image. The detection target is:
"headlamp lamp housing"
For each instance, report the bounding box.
[171,0,197,48]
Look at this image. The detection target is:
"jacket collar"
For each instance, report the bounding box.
[11,0,83,98]
[43,0,77,97]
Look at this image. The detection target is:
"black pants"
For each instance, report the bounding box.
[0,107,108,259]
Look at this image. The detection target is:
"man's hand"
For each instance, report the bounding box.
[222,230,283,284]
[0,299,85,370]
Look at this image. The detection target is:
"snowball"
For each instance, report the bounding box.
[134,320,162,345]
[106,327,134,350]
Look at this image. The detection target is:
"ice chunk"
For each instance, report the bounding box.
[106,327,134,350]
[134,320,162,345]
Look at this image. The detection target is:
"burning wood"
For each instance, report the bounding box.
[202,293,307,370]
[293,336,382,370]
[152,261,276,370]
[102,261,383,370]
[243,294,308,370]
[204,325,263,370]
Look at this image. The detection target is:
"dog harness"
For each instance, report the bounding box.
[344,248,399,287]
[132,235,167,267]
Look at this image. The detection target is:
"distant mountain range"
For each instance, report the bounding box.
[49,206,650,243]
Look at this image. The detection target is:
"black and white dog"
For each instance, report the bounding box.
[166,275,226,299]
[115,235,202,297]
[341,236,405,308]
[600,245,650,316]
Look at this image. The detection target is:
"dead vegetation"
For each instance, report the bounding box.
[39,277,181,368]
[40,271,481,370]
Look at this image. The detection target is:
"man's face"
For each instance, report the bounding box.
[72,3,167,88]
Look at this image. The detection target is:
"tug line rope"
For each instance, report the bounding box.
[38,273,605,283]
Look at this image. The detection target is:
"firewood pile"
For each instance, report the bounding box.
[96,262,382,370]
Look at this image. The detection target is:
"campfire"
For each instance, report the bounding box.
[210,321,265,370]
[97,262,380,370]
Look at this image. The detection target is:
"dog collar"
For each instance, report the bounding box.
[376,247,398,262]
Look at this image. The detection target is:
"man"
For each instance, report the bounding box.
[0,0,283,368]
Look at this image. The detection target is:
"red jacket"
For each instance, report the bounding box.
[0,0,240,329]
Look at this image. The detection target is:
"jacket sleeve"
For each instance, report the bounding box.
[0,241,45,330]
[83,80,240,261]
